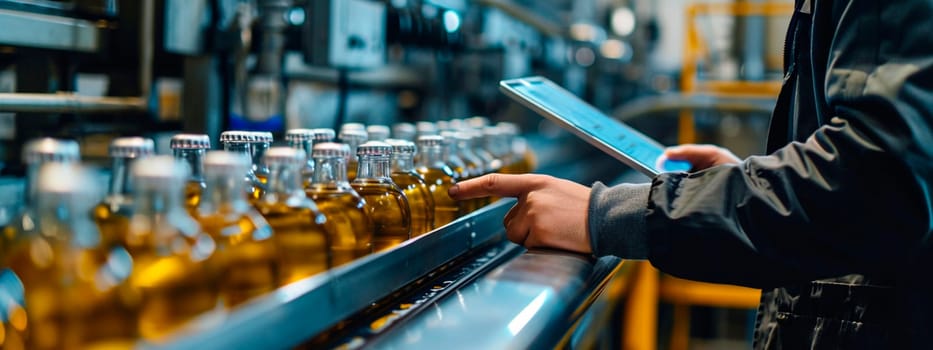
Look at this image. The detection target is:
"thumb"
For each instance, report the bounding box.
[448,174,543,200]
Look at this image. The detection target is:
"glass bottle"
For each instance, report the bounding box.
[416,121,437,139]
[351,142,411,252]
[392,122,416,141]
[311,128,336,144]
[171,134,211,215]
[285,128,315,187]
[248,131,273,184]
[415,136,462,226]
[95,137,155,250]
[385,139,435,236]
[498,122,536,173]
[255,147,332,285]
[338,129,368,181]
[6,163,136,349]
[340,123,366,133]
[125,156,219,340]
[483,126,510,171]
[366,125,390,141]
[198,151,278,306]
[463,127,498,174]
[453,132,490,210]
[306,143,374,266]
[439,131,469,180]
[2,138,80,264]
[220,131,265,201]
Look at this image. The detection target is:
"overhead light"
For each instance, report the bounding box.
[443,10,461,33]
[569,23,605,43]
[600,39,632,61]
[611,7,636,37]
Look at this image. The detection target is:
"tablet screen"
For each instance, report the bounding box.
[500,76,690,176]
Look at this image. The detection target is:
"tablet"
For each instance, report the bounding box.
[499,76,691,176]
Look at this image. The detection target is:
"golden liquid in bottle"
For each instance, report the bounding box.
[198,213,278,307]
[6,239,138,349]
[183,180,205,215]
[346,160,358,182]
[351,180,411,252]
[255,202,330,286]
[415,167,461,226]
[306,190,373,266]
[125,234,219,340]
[93,203,131,250]
[390,171,435,236]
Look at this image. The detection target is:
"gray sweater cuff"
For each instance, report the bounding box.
[587,182,651,259]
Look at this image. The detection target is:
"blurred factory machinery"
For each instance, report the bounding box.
[0,0,791,348]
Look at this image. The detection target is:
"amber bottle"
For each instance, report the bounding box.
[124,156,219,340]
[415,135,463,226]
[170,134,210,215]
[351,142,411,252]
[95,137,155,249]
[385,139,435,236]
[255,147,332,285]
[307,142,374,266]
[198,151,278,306]
[220,131,266,201]
[6,163,136,349]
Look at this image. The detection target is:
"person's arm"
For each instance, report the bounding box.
[610,0,933,288]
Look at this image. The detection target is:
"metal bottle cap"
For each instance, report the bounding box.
[366,125,390,141]
[203,151,251,175]
[312,142,350,158]
[340,123,366,132]
[262,147,307,167]
[385,139,416,155]
[220,131,258,143]
[110,137,155,158]
[248,131,274,144]
[311,128,336,142]
[22,138,80,165]
[392,123,416,140]
[357,141,392,156]
[417,135,444,147]
[170,134,211,150]
[37,163,100,209]
[131,155,191,188]
[338,129,368,143]
[416,121,437,135]
[285,128,314,144]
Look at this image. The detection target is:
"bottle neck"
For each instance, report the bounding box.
[24,163,40,210]
[251,142,271,175]
[288,140,315,175]
[133,185,197,249]
[417,146,446,168]
[356,155,392,180]
[312,156,351,187]
[224,142,252,158]
[391,153,415,173]
[108,157,138,197]
[173,148,206,182]
[37,195,100,248]
[201,173,251,215]
[262,164,306,199]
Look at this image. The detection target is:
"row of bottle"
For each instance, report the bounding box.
[0,118,534,349]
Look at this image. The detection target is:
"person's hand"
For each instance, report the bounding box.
[448,174,593,254]
[659,144,740,171]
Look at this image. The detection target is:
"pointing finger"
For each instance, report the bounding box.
[448,174,547,200]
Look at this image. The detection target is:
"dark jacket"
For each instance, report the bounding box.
[588,0,933,347]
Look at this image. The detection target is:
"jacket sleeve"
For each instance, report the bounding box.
[636,0,933,289]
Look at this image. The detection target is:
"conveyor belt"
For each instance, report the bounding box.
[142,177,626,349]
